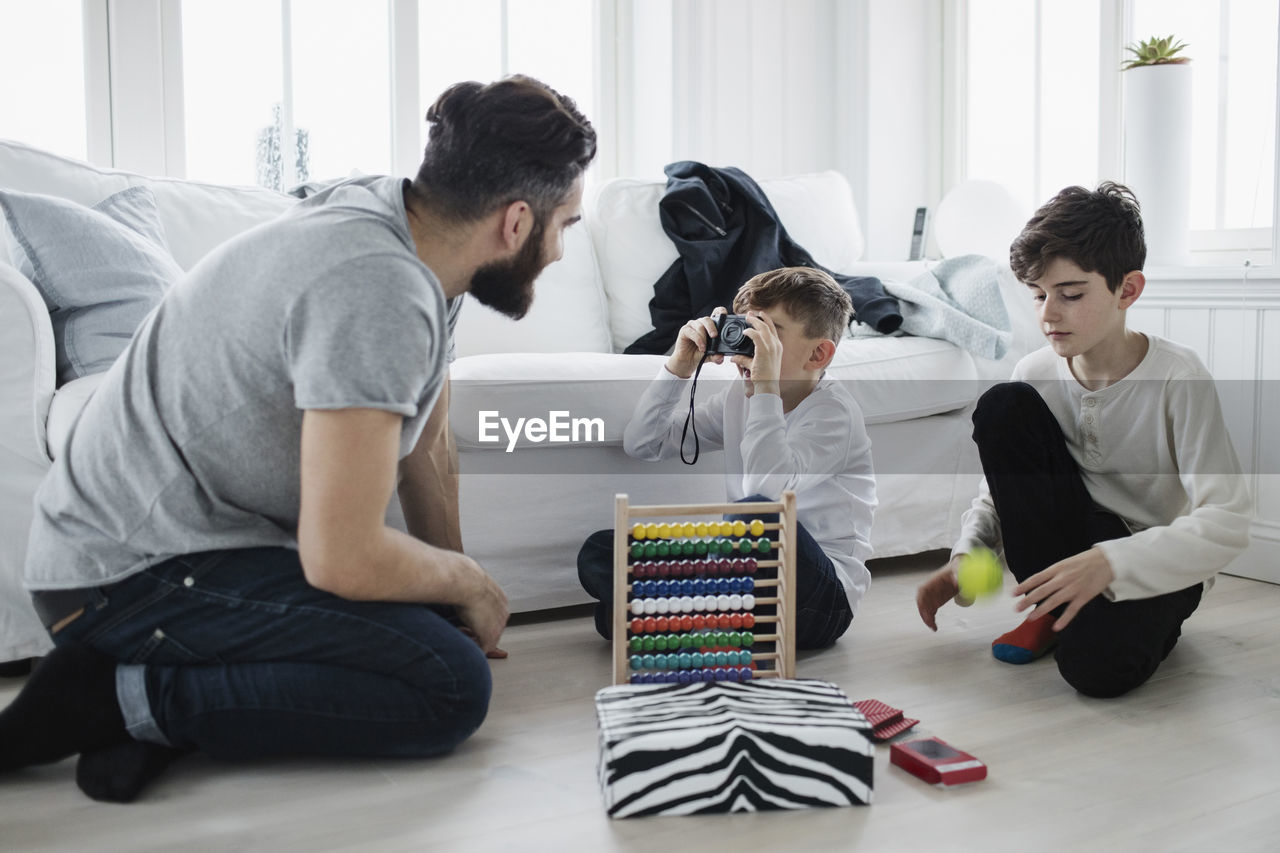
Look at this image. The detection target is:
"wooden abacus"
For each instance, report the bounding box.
[611,491,797,685]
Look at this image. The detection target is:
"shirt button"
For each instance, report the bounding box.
[183,576,195,587]
[1084,415,1093,424]
[1088,435,1098,443]
[1085,398,1096,407]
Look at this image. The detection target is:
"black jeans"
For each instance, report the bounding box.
[577,495,854,650]
[973,382,1203,698]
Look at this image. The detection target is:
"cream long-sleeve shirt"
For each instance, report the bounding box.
[954,334,1253,600]
[623,368,877,613]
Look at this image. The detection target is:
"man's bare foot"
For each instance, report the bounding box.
[916,559,962,631]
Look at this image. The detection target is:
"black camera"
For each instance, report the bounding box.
[711,313,755,357]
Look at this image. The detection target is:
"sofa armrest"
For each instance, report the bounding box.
[0,263,56,465]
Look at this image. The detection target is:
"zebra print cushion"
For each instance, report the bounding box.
[595,678,873,817]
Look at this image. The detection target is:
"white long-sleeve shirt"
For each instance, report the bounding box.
[624,368,877,612]
[955,334,1253,600]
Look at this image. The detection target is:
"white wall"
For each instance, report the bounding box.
[619,0,940,261]
[862,0,938,261]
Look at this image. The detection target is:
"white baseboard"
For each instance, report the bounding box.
[1223,519,1280,585]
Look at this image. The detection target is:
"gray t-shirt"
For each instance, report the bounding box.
[26,176,458,590]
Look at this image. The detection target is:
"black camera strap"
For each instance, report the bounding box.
[680,348,714,465]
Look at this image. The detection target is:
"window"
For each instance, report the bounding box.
[182,0,391,188]
[179,0,599,190]
[290,0,391,182]
[1132,0,1277,238]
[961,0,1279,260]
[181,0,284,186]
[0,0,88,160]
[965,0,1103,215]
[416,0,597,169]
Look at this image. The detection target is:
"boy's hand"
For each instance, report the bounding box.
[1013,547,1115,631]
[666,309,726,379]
[732,311,782,398]
[916,556,962,631]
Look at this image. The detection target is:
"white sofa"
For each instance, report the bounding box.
[0,139,1041,663]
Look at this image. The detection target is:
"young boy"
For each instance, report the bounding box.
[578,267,875,649]
[916,182,1252,697]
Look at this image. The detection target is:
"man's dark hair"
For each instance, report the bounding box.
[411,75,596,223]
[1009,181,1146,293]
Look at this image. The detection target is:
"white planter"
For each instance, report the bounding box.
[1123,62,1193,266]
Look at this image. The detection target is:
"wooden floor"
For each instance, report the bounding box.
[3,551,1279,852]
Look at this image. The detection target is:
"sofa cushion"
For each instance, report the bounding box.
[0,138,295,272]
[45,372,106,461]
[0,139,133,207]
[146,178,294,270]
[449,352,690,450]
[827,336,979,424]
[0,186,181,385]
[589,171,866,352]
[448,336,978,455]
[451,222,612,357]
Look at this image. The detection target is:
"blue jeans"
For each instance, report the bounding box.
[53,547,492,760]
[577,495,854,650]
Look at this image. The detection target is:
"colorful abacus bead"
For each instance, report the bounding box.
[749,519,765,536]
[756,538,772,555]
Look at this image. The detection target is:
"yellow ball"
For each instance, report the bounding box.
[645,523,660,539]
[682,522,697,538]
[957,547,1003,600]
[732,520,747,537]
[695,522,709,537]
[631,523,647,541]
[749,519,765,537]
[656,523,671,539]
[719,521,733,537]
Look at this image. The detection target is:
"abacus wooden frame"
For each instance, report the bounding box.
[610,491,798,685]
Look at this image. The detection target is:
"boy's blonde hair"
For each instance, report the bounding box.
[732,267,852,344]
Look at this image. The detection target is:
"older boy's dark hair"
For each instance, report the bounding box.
[733,267,852,344]
[1009,181,1146,292]
[412,75,597,223]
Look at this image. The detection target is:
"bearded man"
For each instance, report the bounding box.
[0,76,595,802]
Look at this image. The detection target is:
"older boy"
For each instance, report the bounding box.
[579,267,876,649]
[916,182,1252,697]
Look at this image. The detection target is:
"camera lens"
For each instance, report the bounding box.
[723,323,743,345]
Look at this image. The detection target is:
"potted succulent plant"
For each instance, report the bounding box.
[1122,35,1190,70]
[1122,35,1194,265]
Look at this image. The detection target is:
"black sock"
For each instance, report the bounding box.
[0,644,128,771]
[77,741,185,803]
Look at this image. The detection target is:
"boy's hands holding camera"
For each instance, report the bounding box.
[734,311,782,399]
[665,308,728,379]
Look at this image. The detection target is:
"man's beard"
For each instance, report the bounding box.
[468,218,547,320]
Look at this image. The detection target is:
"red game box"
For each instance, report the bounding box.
[889,737,987,786]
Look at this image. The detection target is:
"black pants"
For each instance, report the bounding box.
[973,382,1204,698]
[577,496,853,650]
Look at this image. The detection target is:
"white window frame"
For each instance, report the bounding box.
[80,0,619,185]
[947,0,1280,265]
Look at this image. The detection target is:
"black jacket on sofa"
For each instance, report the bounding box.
[624,161,903,355]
